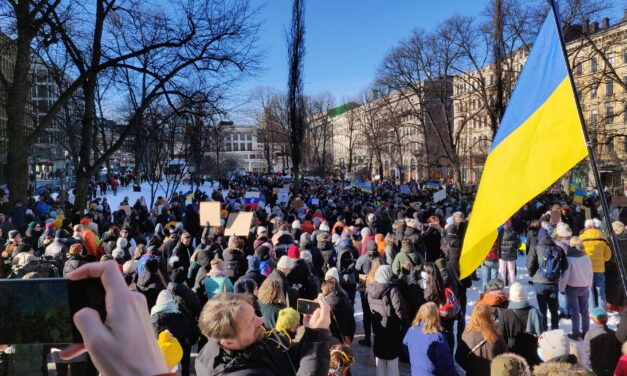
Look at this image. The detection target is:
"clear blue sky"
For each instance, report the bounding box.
[240,0,493,102]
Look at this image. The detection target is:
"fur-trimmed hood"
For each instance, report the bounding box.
[490,353,531,376]
[532,354,587,376]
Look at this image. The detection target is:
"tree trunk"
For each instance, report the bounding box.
[74,169,91,213]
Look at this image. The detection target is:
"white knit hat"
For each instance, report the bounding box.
[277,255,294,269]
[538,329,570,360]
[509,282,528,303]
[592,218,603,229]
[584,219,595,228]
[325,267,340,283]
[292,220,301,229]
[319,223,330,232]
[555,223,572,238]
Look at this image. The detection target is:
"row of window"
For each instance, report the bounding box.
[589,104,626,125]
[574,49,627,75]
[225,132,253,141]
[224,142,253,151]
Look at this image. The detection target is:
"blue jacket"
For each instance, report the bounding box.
[403,324,458,376]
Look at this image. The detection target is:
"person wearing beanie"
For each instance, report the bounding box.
[242,255,266,287]
[319,222,331,233]
[366,264,408,375]
[203,258,234,300]
[558,236,593,340]
[533,330,587,375]
[291,220,302,245]
[254,243,274,277]
[275,307,300,335]
[477,278,509,323]
[582,307,621,375]
[490,353,531,376]
[497,282,543,366]
[157,330,183,373]
[267,255,297,306]
[150,291,193,376]
[287,245,300,259]
[581,218,611,310]
[44,228,69,261]
[112,237,129,261]
[325,267,341,284]
[123,260,138,288]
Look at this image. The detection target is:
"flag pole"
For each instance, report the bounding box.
[549,0,627,298]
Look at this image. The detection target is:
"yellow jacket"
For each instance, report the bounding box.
[581,228,612,272]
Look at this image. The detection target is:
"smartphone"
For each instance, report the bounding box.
[296,298,319,315]
[0,278,106,344]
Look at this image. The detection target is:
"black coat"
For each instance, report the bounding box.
[194,328,330,376]
[324,290,355,342]
[421,226,442,262]
[367,281,408,360]
[151,310,189,346]
[497,306,542,366]
[500,230,520,261]
[242,270,266,288]
[223,248,247,283]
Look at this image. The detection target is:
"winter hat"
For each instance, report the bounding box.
[590,306,608,325]
[25,209,34,216]
[446,216,454,226]
[157,330,183,370]
[367,213,376,223]
[287,245,300,259]
[8,230,18,240]
[538,329,570,360]
[234,278,258,294]
[122,260,138,275]
[319,223,330,232]
[277,255,294,270]
[112,248,125,260]
[246,255,260,272]
[584,219,595,229]
[292,220,301,229]
[300,250,312,264]
[257,226,268,236]
[27,221,37,229]
[509,282,528,303]
[254,245,271,260]
[490,353,531,376]
[555,223,572,238]
[275,307,300,332]
[360,227,371,238]
[375,265,393,284]
[156,290,175,306]
[325,267,340,283]
[593,218,603,229]
[612,221,625,235]
[116,237,128,249]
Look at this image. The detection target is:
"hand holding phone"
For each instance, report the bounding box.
[59,261,168,375]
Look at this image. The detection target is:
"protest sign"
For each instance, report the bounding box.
[224,212,254,236]
[199,202,221,226]
[433,188,446,203]
[400,185,410,194]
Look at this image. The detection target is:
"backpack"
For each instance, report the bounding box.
[439,287,461,318]
[137,253,156,278]
[540,244,562,282]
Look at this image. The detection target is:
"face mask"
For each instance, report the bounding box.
[537,348,545,362]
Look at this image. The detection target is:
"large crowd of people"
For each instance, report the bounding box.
[0,173,627,376]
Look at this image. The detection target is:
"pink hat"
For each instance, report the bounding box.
[287,245,300,259]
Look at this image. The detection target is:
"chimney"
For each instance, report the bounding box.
[591,21,599,32]
[602,17,610,29]
[583,18,589,33]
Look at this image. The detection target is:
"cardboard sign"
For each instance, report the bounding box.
[277,188,289,204]
[199,202,221,226]
[611,196,627,208]
[433,188,447,203]
[119,205,131,216]
[224,212,254,236]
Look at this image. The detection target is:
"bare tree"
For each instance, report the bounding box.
[307,92,335,175]
[286,0,306,190]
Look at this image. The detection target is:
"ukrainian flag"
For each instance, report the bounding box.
[459,5,588,278]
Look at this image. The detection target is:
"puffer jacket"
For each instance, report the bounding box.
[500,230,520,261]
[367,281,409,360]
[581,228,612,272]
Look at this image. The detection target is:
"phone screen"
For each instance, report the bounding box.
[296,298,319,315]
[0,278,106,344]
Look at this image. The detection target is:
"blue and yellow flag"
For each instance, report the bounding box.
[459,6,588,278]
[573,188,584,205]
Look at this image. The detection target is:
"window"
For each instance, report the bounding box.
[250,154,255,159]
[247,143,252,151]
[606,105,614,124]
[623,48,627,64]
[240,143,245,150]
[225,143,231,151]
[606,81,613,97]
[575,62,582,75]
[247,133,252,140]
[607,52,615,66]
[591,108,598,124]
[591,57,597,72]
[590,86,597,99]
[607,139,614,153]
[233,143,238,151]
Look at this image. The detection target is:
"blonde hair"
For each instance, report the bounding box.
[465,303,499,343]
[199,293,253,341]
[329,343,355,370]
[365,258,382,285]
[612,221,625,235]
[569,236,583,249]
[412,302,443,334]
[68,243,83,256]
[257,278,285,305]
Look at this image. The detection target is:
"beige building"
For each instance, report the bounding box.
[455,13,627,187]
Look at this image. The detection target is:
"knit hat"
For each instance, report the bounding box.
[157,330,183,370]
[277,255,294,269]
[246,255,260,271]
[287,245,300,259]
[300,250,312,263]
[275,307,300,332]
[156,290,175,306]
[509,282,528,303]
[325,267,340,283]
[116,237,128,248]
[122,260,138,275]
[584,219,595,228]
[257,226,268,236]
[555,223,572,238]
[112,248,125,260]
[292,220,301,229]
[375,265,393,284]
[8,230,18,240]
[319,223,330,232]
[593,218,602,229]
[27,221,37,229]
[538,329,570,360]
[590,306,608,325]
[317,232,331,242]
[234,278,258,294]
[360,227,371,238]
